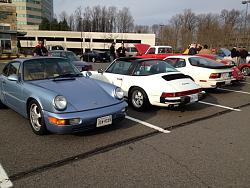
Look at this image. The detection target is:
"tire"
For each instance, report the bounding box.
[0,99,7,109]
[28,100,48,135]
[129,87,150,111]
[241,66,250,76]
[91,57,96,63]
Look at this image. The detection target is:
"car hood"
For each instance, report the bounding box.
[30,78,118,112]
[72,60,90,66]
[134,44,150,55]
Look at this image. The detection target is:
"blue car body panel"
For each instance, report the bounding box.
[0,57,127,134]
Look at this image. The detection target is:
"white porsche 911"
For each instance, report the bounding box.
[85,57,205,111]
[164,55,234,88]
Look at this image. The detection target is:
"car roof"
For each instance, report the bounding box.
[11,56,66,62]
[116,57,164,62]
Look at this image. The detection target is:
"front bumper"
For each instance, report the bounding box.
[160,91,206,105]
[43,101,128,134]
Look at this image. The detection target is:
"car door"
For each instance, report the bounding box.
[103,60,133,89]
[2,61,25,113]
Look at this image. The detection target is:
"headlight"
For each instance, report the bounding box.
[53,95,67,110]
[114,87,124,100]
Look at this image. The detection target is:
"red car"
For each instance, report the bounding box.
[197,54,245,81]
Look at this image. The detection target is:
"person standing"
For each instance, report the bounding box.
[199,44,212,54]
[116,43,127,58]
[33,40,48,56]
[231,47,239,65]
[239,47,248,64]
[109,42,116,62]
[188,43,198,55]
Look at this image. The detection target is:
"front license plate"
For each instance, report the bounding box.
[190,94,199,103]
[96,115,112,127]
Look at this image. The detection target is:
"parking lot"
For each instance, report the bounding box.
[1,62,250,187]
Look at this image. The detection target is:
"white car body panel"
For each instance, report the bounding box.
[88,71,201,107]
[164,55,234,88]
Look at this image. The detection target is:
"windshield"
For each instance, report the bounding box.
[66,51,80,61]
[134,60,178,76]
[23,58,81,81]
[189,57,226,68]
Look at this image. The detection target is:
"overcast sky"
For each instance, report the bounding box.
[54,0,245,25]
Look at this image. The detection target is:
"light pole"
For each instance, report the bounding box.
[159,24,164,45]
[80,17,83,55]
[242,0,250,42]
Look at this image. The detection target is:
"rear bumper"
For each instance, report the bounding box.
[43,101,128,134]
[160,91,206,105]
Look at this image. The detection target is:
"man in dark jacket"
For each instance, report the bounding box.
[116,43,127,58]
[109,42,116,62]
[239,47,248,64]
[231,47,239,65]
[33,40,48,56]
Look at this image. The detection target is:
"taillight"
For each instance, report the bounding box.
[209,73,221,79]
[161,88,202,98]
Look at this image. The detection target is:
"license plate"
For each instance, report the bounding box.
[190,94,199,103]
[221,73,229,79]
[96,115,112,127]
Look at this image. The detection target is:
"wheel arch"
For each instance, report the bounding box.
[26,97,43,117]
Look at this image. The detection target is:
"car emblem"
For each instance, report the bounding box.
[182,83,189,85]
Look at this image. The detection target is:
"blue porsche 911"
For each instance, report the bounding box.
[0,57,127,135]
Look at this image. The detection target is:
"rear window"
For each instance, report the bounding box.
[189,57,227,68]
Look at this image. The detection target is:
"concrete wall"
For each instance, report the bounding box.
[18,30,156,53]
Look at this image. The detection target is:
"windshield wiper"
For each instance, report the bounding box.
[53,73,82,80]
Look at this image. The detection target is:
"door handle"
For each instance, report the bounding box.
[117,78,123,81]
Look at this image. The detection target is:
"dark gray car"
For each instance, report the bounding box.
[49,50,92,71]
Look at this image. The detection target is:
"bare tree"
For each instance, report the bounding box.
[117,7,134,33]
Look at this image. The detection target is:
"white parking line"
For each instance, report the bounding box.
[198,101,241,112]
[218,88,250,95]
[125,116,171,134]
[241,82,250,85]
[0,164,13,188]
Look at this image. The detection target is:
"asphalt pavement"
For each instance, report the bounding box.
[0,62,250,187]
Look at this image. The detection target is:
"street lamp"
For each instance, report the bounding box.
[242,0,250,40]
[159,24,164,45]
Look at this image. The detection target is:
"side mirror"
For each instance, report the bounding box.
[7,74,19,82]
[98,69,104,73]
[83,71,92,78]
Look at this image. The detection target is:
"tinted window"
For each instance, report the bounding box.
[23,58,80,81]
[134,60,177,76]
[189,57,225,67]
[66,51,79,61]
[2,64,9,76]
[146,48,155,54]
[106,60,133,75]
[158,47,173,54]
[165,58,186,68]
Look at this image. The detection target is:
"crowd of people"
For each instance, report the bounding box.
[185,43,249,65]
[231,46,248,65]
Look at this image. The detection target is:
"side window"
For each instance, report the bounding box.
[2,64,10,76]
[106,60,132,75]
[165,58,178,67]
[2,62,20,77]
[147,48,155,54]
[175,59,186,68]
[158,48,166,54]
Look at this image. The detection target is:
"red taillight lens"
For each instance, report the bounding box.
[161,88,202,98]
[209,73,221,79]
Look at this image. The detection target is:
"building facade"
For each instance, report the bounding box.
[12,0,53,30]
[0,1,17,54]
[18,30,155,54]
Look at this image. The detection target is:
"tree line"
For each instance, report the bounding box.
[39,6,250,50]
